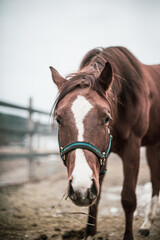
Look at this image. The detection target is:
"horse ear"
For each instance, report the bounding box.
[49,66,67,91]
[98,62,113,91]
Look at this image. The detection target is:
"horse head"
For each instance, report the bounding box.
[50,62,113,206]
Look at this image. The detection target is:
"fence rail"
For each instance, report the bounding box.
[0,152,59,160]
[0,98,58,180]
[0,100,50,115]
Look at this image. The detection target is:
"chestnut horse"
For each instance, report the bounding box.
[50,46,160,240]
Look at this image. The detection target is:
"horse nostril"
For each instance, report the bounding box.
[90,179,98,199]
[69,180,77,200]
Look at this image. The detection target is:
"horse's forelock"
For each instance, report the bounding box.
[53,70,111,116]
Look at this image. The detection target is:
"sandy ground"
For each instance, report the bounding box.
[0,149,160,240]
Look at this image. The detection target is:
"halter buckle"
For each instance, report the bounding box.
[59,147,63,155]
[100,159,105,166]
[60,147,66,162]
[101,152,106,166]
[60,147,63,156]
[100,152,106,167]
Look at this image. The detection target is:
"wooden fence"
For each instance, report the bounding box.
[0,98,59,180]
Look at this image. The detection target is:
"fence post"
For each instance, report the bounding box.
[28,97,34,179]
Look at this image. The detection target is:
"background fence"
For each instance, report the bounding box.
[0,98,59,181]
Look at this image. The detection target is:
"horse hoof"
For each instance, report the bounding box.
[138,229,150,237]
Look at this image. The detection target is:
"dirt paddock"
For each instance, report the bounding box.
[0,149,160,240]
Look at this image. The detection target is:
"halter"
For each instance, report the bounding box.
[58,130,112,176]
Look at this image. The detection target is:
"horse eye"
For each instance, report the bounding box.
[56,118,61,125]
[104,116,110,124]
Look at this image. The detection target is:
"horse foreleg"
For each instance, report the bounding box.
[121,133,141,240]
[139,145,160,236]
[84,174,105,240]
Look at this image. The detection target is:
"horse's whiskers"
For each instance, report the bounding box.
[51,193,66,215]
[60,215,95,226]
[65,194,69,200]
[56,211,96,220]
[51,193,95,226]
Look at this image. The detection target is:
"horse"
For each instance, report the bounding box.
[50,46,160,240]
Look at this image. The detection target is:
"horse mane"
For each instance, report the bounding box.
[53,46,144,117]
[79,46,144,105]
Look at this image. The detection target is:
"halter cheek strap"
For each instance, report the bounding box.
[58,131,112,175]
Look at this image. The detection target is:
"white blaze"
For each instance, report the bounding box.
[71,95,93,141]
[71,95,93,192]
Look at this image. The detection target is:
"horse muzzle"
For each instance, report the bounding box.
[68,179,98,206]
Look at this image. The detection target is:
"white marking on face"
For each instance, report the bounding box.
[71,95,93,193]
[140,195,158,230]
[71,95,93,141]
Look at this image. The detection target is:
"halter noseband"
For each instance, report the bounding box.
[58,131,112,175]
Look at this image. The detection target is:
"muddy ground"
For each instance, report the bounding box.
[0,149,160,240]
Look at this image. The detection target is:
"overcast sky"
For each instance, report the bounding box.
[1,0,160,113]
